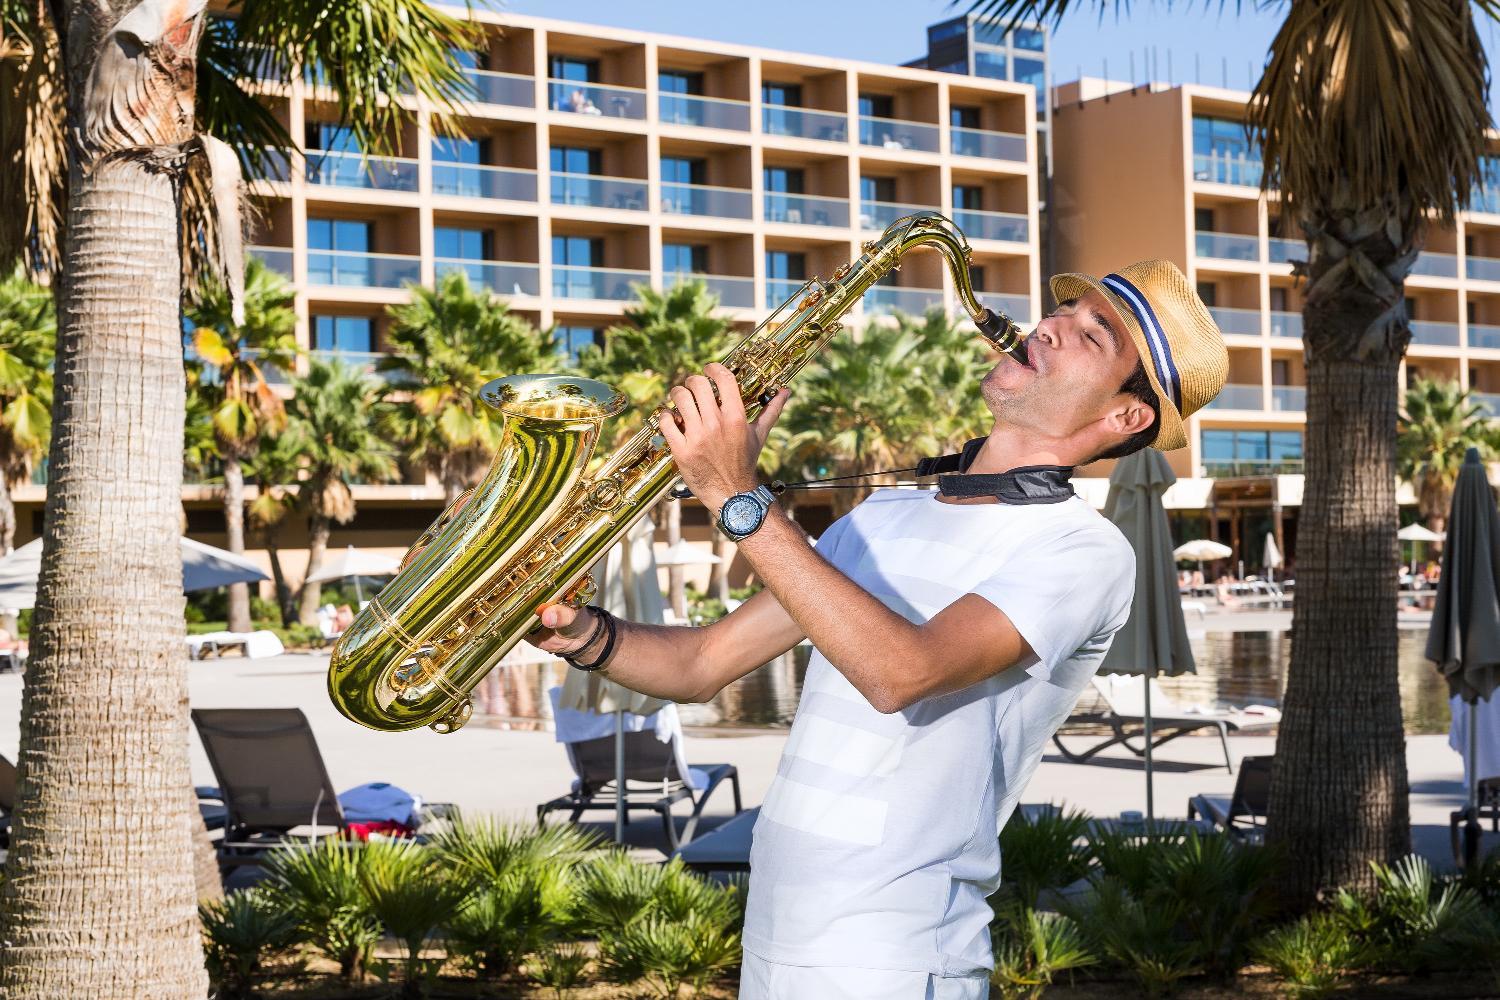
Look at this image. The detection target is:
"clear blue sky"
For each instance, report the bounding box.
[505,1,1500,110]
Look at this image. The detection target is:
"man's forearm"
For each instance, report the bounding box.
[567,618,712,703]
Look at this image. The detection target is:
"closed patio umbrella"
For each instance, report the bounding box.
[1100,448,1197,825]
[1425,447,1500,868]
[303,544,401,604]
[0,536,269,609]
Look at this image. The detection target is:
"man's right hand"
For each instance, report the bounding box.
[527,603,598,657]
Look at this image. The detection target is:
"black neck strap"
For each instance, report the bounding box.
[915,438,1077,505]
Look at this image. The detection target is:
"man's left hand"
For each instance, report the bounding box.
[658,362,790,512]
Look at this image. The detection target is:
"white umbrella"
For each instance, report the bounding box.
[654,539,721,567]
[0,536,269,610]
[303,544,401,603]
[1173,538,1232,563]
[1263,533,1283,585]
[1398,523,1445,542]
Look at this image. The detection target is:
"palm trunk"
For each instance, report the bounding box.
[0,155,208,996]
[299,513,331,625]
[0,474,14,554]
[708,535,731,602]
[665,499,685,619]
[1266,219,1411,904]
[222,454,251,632]
[263,527,293,625]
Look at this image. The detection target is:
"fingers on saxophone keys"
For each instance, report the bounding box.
[705,363,745,421]
[668,385,700,433]
[684,375,718,428]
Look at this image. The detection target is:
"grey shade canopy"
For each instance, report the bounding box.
[0,536,269,610]
[1426,448,1500,704]
[302,545,399,584]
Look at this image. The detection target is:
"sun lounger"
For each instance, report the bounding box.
[1053,674,1281,773]
[672,806,759,873]
[1187,754,1273,843]
[186,630,285,659]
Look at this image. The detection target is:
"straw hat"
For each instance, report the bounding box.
[1050,260,1229,451]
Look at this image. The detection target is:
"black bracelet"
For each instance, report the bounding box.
[564,606,617,672]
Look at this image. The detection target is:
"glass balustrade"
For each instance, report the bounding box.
[1470,324,1500,350]
[1269,310,1303,339]
[464,69,535,108]
[308,350,412,384]
[552,265,649,301]
[305,150,419,192]
[1195,231,1259,262]
[665,273,755,309]
[859,201,931,232]
[858,117,940,153]
[953,209,1028,243]
[763,192,849,227]
[1271,386,1306,411]
[1467,256,1500,282]
[1191,152,1263,187]
[991,295,1031,326]
[434,259,540,297]
[1205,459,1304,478]
[1410,252,1458,278]
[659,182,753,219]
[431,163,537,202]
[1205,384,1264,409]
[659,93,751,131]
[864,285,945,314]
[951,127,1026,161]
[1410,320,1460,347]
[1473,391,1500,417]
[764,278,809,306]
[550,173,648,211]
[1209,306,1262,336]
[247,246,294,279]
[1268,237,1302,264]
[547,80,647,120]
[760,106,848,142]
[306,250,420,288]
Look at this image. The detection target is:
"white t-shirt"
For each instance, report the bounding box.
[742,489,1135,977]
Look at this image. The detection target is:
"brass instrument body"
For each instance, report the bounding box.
[328,213,1024,733]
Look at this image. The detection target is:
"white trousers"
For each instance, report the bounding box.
[739,951,989,1000]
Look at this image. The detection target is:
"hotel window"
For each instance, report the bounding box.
[659,70,704,94]
[765,251,806,281]
[550,145,601,175]
[552,236,602,267]
[952,184,983,210]
[973,21,1008,45]
[1194,207,1215,232]
[663,243,708,274]
[974,49,1007,80]
[432,135,487,164]
[550,56,597,82]
[762,166,804,194]
[662,157,706,185]
[761,82,802,107]
[1271,359,1290,386]
[307,218,370,252]
[1014,57,1046,93]
[968,264,986,292]
[557,325,600,361]
[1012,27,1046,50]
[312,315,374,354]
[1202,429,1303,471]
[1270,287,1289,311]
[305,123,359,154]
[451,47,486,71]
[858,94,894,119]
[933,60,967,75]
[435,227,490,261]
[1196,282,1217,307]
[1192,115,1259,162]
[950,106,981,129]
[860,176,897,204]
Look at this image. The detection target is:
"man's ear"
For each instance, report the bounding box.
[1109,395,1155,437]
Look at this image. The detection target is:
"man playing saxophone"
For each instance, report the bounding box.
[530,260,1228,1000]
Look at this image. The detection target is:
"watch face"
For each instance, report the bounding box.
[720,495,764,537]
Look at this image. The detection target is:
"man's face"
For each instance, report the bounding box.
[980,288,1148,453]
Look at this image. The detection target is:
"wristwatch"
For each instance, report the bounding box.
[717,485,776,541]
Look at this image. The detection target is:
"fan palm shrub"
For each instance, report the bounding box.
[996,806,1094,909]
[358,841,472,998]
[1332,855,1500,974]
[1066,877,1202,999]
[1252,912,1367,1000]
[598,910,741,998]
[528,941,593,999]
[261,840,381,984]
[989,902,1097,1000]
[198,889,302,1000]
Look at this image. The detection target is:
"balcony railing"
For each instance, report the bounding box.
[659,182,753,219]
[1268,237,1303,264]
[251,148,293,184]
[1467,255,1500,282]
[764,278,809,305]
[1209,306,1261,336]
[659,93,751,131]
[306,250,420,288]
[858,116,940,153]
[991,294,1031,326]
[1204,459,1304,478]
[1410,320,1460,347]
[463,69,535,109]
[1410,252,1458,278]
[432,163,537,202]
[547,80,647,120]
[552,265,649,301]
[308,350,415,385]
[1473,391,1500,417]
[865,285,944,315]
[761,106,848,142]
[1472,188,1500,216]
[305,150,419,192]
[1191,151,1263,187]
[1205,383,1263,410]
[951,126,1027,162]
[551,172,648,211]
[1271,385,1306,411]
[764,192,849,227]
[859,201,932,232]
[1470,324,1500,350]
[434,259,540,297]
[954,208,1028,243]
[1195,231,1259,262]
[248,246,294,279]
[1269,310,1302,339]
[665,272,755,309]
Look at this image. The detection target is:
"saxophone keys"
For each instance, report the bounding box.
[429,699,473,735]
[561,574,597,608]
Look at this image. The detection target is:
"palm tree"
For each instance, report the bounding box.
[0,267,54,555]
[285,359,400,625]
[1398,376,1493,541]
[972,0,1495,901]
[0,4,474,989]
[246,436,303,626]
[578,281,737,617]
[380,270,556,504]
[185,257,298,632]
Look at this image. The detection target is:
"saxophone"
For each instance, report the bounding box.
[328,212,1025,733]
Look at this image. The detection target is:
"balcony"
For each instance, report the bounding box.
[1209,306,1261,336]
[764,278,809,306]
[1271,385,1305,411]
[865,285,944,315]
[760,106,848,142]
[551,172,648,211]
[1205,459,1304,478]
[248,246,294,279]
[659,93,751,131]
[951,127,1027,162]
[431,163,537,202]
[1195,231,1259,262]
[1410,252,1458,279]
[660,182,753,219]
[1269,310,1302,339]
[464,69,535,109]
[1472,188,1500,216]
[1467,255,1500,282]
[305,150,419,192]
[858,116,940,154]
[552,265,649,301]
[990,294,1031,326]
[306,250,420,289]
[665,272,755,309]
[1192,152,1263,187]
[1410,320,1460,347]
[1205,383,1263,410]
[434,259,540,297]
[308,350,416,385]
[859,200,932,232]
[1473,391,1500,417]
[764,192,850,227]
[954,208,1028,243]
[1268,237,1303,264]
[547,80,647,120]
[1470,324,1500,350]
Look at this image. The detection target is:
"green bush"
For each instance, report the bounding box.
[575,851,670,933]
[444,875,557,980]
[990,902,1097,1000]
[1332,855,1499,974]
[262,840,381,983]
[528,941,593,999]
[14,608,29,637]
[997,806,1093,909]
[358,840,472,998]
[199,888,302,1000]
[599,910,740,998]
[1252,912,1367,999]
[1149,830,1278,977]
[250,594,282,624]
[1066,876,1202,998]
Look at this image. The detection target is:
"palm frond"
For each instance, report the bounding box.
[0,1,66,276]
[195,14,299,183]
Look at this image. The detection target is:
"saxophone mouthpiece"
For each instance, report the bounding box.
[974,307,1027,363]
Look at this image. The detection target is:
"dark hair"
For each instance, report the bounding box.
[1086,361,1160,464]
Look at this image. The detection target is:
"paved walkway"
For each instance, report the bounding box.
[0,651,1485,867]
